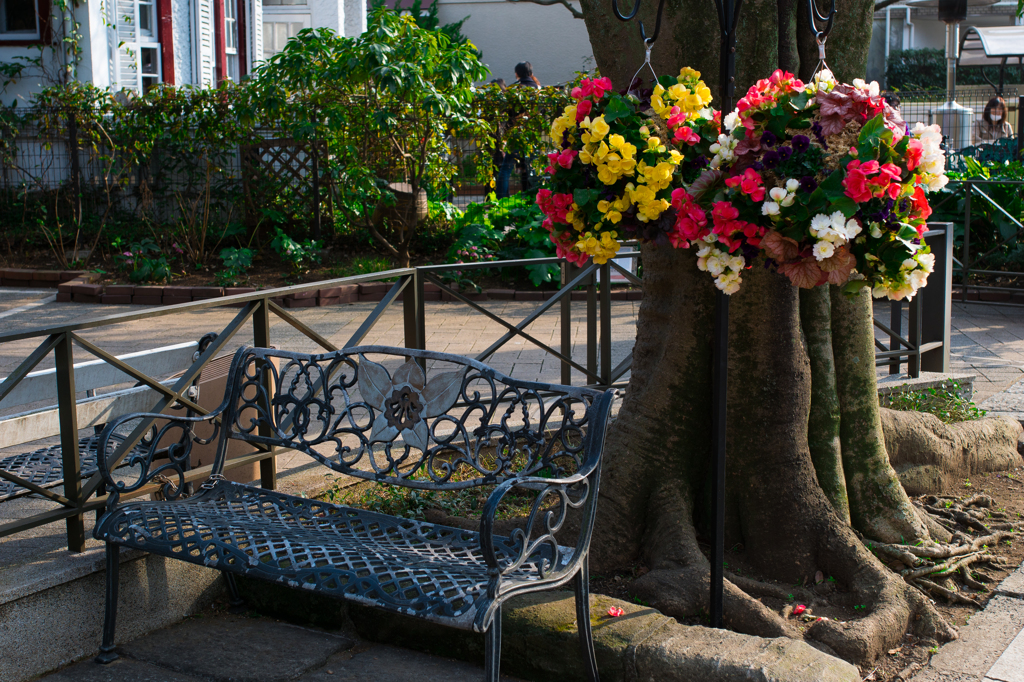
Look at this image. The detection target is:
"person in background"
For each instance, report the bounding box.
[975,96,1014,142]
[496,63,541,197]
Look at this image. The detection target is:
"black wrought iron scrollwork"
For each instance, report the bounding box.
[96,410,223,507]
[224,346,601,492]
[612,0,667,45]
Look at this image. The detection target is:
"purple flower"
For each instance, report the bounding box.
[778,146,793,161]
[791,135,810,153]
[760,131,777,148]
[762,150,781,169]
[799,176,817,193]
[811,122,826,147]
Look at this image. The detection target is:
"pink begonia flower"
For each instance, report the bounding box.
[576,99,593,122]
[674,126,700,146]
[607,606,624,617]
[725,168,766,202]
[906,138,924,171]
[557,149,578,169]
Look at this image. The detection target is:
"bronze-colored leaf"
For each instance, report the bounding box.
[819,247,856,285]
[421,367,467,418]
[358,356,392,410]
[762,230,800,262]
[777,258,824,289]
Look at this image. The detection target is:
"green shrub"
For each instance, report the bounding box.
[270,228,322,278]
[886,48,993,91]
[216,247,254,287]
[112,237,174,283]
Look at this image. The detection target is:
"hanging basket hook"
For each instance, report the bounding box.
[807,0,837,78]
[613,0,668,90]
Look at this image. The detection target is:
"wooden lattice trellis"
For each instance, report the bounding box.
[242,137,330,235]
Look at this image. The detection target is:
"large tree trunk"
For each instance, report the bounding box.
[577,0,957,666]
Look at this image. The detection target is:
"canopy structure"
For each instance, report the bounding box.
[958,25,1024,92]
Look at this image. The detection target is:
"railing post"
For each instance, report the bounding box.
[587,263,597,383]
[1017,96,1023,162]
[889,301,902,375]
[921,223,953,374]
[961,182,971,303]
[253,299,276,490]
[403,270,426,359]
[54,332,85,552]
[560,261,573,386]
[600,262,612,387]
[907,290,923,378]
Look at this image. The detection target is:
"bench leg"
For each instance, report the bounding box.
[95,542,120,664]
[223,572,246,613]
[574,558,600,682]
[484,604,502,682]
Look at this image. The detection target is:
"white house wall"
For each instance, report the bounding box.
[435,0,593,85]
[173,0,194,86]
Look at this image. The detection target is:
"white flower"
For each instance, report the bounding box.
[830,211,847,229]
[926,173,949,192]
[696,245,713,258]
[918,252,936,273]
[785,179,801,192]
[810,214,832,235]
[870,223,883,239]
[769,187,788,202]
[698,107,714,120]
[727,255,745,271]
[852,78,880,97]
[813,241,835,261]
[780,195,795,207]
[762,201,780,216]
[844,219,862,239]
[872,285,888,299]
[723,111,740,132]
[702,233,717,243]
[709,142,721,154]
[706,254,726,276]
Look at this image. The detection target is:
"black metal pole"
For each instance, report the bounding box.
[710,0,740,631]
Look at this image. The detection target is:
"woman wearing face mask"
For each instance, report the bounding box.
[974,96,1014,142]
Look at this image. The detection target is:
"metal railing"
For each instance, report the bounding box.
[0,237,950,551]
[943,179,1024,304]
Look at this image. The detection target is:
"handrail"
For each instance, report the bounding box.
[953,178,1024,305]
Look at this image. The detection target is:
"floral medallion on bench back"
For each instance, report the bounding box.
[93,345,617,682]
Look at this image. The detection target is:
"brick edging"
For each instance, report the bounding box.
[0,270,643,306]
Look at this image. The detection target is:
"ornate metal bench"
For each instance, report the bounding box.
[93,345,616,681]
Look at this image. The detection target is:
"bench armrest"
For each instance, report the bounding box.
[97,407,225,508]
[478,471,595,584]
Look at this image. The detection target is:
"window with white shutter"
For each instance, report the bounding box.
[115,0,162,93]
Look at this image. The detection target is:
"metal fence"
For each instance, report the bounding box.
[0,234,952,551]
[889,87,1022,154]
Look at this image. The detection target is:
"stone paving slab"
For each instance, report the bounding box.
[984,627,1024,682]
[41,658,204,681]
[913,596,1024,682]
[118,614,354,681]
[295,643,523,681]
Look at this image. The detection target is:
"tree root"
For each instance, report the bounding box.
[867,493,1020,608]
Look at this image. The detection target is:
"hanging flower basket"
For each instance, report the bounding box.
[538,69,949,301]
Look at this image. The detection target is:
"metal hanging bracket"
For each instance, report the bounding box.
[613,0,668,90]
[807,0,838,79]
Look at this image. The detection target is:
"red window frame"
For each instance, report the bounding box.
[0,0,53,46]
[157,0,175,84]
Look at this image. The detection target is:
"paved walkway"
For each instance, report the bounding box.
[38,611,524,681]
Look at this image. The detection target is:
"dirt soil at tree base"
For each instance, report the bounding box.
[589,465,1024,682]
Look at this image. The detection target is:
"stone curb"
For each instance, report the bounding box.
[235,579,859,682]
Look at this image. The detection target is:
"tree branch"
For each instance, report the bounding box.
[507,0,584,20]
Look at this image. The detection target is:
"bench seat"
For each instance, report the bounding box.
[97,479,569,631]
[0,434,145,501]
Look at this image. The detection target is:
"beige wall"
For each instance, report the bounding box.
[436,0,595,85]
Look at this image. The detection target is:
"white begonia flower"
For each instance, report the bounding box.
[723,111,740,132]
[844,219,862,239]
[872,285,888,299]
[852,78,880,97]
[762,201,781,216]
[810,214,832,235]
[901,258,917,270]
[706,255,726,276]
[813,241,835,261]
[781,195,795,207]
[769,187,788,202]
[909,270,928,290]
[728,255,745,271]
[709,142,722,154]
[870,224,883,239]
[696,245,713,258]
[830,211,847,229]
[785,179,801,192]
[702,233,717,243]
[918,252,936,273]
[698,107,714,120]
[926,174,949,192]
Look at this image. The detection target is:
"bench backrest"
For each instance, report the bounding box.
[217,345,608,489]
[0,341,203,449]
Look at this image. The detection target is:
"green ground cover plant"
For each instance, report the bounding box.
[880,381,987,424]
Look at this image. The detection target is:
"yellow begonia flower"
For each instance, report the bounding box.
[597,167,619,185]
[668,84,688,101]
[605,210,622,224]
[589,116,610,141]
[619,142,637,159]
[593,141,610,163]
[679,67,701,80]
[646,137,662,151]
[597,200,611,213]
